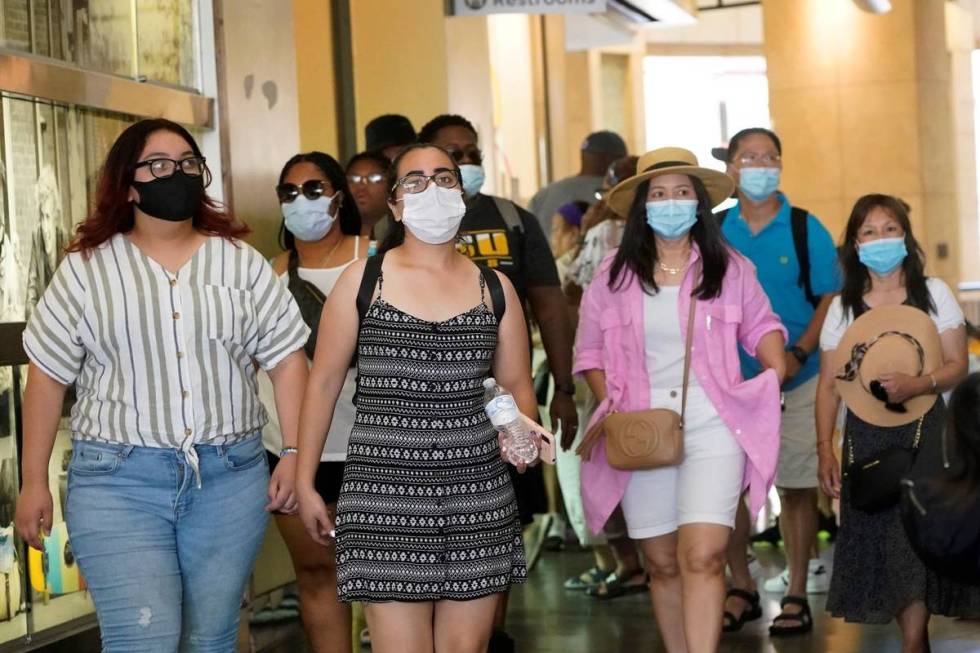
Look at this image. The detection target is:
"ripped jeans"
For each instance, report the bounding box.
[65,436,269,652]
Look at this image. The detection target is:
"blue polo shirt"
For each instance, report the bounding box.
[722,193,841,390]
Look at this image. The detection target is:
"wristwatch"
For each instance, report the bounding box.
[788,345,808,366]
[555,381,575,395]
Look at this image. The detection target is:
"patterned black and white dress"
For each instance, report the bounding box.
[335,265,527,603]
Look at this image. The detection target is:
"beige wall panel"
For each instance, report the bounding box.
[920,191,960,285]
[761,0,838,91]
[293,0,339,154]
[916,79,957,194]
[835,1,916,86]
[769,87,843,202]
[222,0,302,257]
[350,0,449,151]
[838,82,921,198]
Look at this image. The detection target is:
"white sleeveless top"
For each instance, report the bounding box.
[261,237,361,460]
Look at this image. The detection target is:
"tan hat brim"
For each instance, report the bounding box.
[606,165,735,218]
[833,305,943,427]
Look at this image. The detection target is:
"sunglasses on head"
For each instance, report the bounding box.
[276,180,330,203]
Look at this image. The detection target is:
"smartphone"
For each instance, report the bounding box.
[520,414,557,465]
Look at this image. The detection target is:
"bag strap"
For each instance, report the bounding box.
[492,196,524,235]
[790,206,819,309]
[356,252,386,325]
[679,269,699,428]
[479,266,506,324]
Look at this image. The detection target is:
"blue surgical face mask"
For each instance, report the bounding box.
[459,164,485,197]
[282,194,337,242]
[738,167,781,201]
[858,236,907,275]
[645,199,698,240]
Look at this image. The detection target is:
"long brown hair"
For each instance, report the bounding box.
[838,194,933,321]
[68,118,248,253]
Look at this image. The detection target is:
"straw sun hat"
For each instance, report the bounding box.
[834,305,943,427]
[606,147,735,218]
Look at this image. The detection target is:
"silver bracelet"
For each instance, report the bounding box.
[279,447,298,458]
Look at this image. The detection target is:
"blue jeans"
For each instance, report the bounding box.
[65,436,269,652]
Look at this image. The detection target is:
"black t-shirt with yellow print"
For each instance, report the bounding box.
[457,193,560,305]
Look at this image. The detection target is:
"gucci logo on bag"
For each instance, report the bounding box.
[620,419,657,457]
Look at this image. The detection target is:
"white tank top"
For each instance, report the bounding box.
[643,285,698,390]
[261,237,362,460]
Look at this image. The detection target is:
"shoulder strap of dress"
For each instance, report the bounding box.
[479,266,506,324]
[357,252,386,325]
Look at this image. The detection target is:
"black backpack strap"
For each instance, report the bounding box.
[479,266,506,324]
[790,206,819,308]
[356,252,385,325]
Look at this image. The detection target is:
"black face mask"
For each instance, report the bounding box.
[132,171,205,222]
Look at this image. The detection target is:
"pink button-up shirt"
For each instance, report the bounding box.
[573,246,787,536]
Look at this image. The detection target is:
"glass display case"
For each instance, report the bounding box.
[0,1,214,648]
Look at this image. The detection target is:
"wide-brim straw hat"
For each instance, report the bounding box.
[834,304,943,427]
[606,147,735,217]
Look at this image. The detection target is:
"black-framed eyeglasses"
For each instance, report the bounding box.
[276,180,330,203]
[446,147,483,166]
[393,170,460,195]
[135,156,207,179]
[347,172,385,186]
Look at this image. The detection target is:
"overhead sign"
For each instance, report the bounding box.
[452,0,608,17]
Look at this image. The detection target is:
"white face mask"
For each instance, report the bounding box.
[399,184,466,244]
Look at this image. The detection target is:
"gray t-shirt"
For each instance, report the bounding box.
[529,174,603,239]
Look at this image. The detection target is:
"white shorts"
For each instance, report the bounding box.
[775,375,819,489]
[620,386,746,540]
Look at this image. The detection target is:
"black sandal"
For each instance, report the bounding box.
[587,570,649,600]
[722,588,762,633]
[769,596,813,637]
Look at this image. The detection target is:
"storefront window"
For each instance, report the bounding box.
[0,0,199,90]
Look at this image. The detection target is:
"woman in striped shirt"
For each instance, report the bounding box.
[14,119,310,652]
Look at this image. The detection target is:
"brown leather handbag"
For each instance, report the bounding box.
[577,291,697,471]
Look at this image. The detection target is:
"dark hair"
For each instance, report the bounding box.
[346,149,391,172]
[68,118,248,252]
[944,373,980,495]
[277,151,362,251]
[417,114,478,144]
[379,143,462,252]
[608,175,730,299]
[726,127,782,162]
[838,194,934,321]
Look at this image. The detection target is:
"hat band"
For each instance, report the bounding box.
[645,160,692,172]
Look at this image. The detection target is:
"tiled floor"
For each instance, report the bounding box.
[251,544,980,653]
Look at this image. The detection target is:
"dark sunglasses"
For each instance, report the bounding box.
[277,180,329,203]
[447,147,483,166]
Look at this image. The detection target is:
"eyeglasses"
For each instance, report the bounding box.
[735,153,781,166]
[135,156,207,179]
[446,147,483,166]
[347,172,385,186]
[393,170,460,195]
[276,180,330,203]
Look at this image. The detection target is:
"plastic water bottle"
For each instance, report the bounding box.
[483,377,538,466]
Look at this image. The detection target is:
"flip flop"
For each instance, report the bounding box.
[722,588,762,633]
[769,595,813,637]
[587,570,649,600]
[563,566,610,590]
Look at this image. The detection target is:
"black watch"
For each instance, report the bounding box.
[555,382,575,395]
[788,345,809,366]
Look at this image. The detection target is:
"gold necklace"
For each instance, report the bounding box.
[658,260,687,275]
[302,234,345,268]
